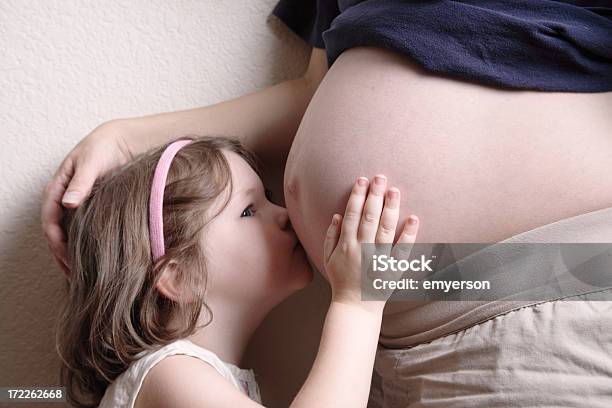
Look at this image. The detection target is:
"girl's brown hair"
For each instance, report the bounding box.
[55,135,262,407]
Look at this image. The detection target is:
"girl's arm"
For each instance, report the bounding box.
[289,300,385,407]
[139,303,385,408]
[291,176,419,407]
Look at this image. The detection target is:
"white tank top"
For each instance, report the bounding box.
[99,339,262,407]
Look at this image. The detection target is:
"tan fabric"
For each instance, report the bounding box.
[369,289,612,407]
[370,206,612,406]
[380,206,612,348]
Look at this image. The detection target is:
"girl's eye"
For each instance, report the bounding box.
[241,205,256,218]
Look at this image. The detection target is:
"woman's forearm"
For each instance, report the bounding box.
[290,300,384,408]
[120,77,316,169]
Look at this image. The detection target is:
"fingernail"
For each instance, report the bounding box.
[332,214,338,225]
[375,175,386,185]
[408,215,418,225]
[62,191,81,204]
[388,187,399,199]
[357,177,368,186]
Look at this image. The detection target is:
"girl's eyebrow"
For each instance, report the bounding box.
[232,182,268,204]
[238,187,256,198]
[229,187,257,206]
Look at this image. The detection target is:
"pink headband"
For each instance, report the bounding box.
[149,139,193,263]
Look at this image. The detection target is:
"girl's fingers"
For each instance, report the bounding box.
[357,174,387,243]
[391,215,420,260]
[324,214,343,264]
[375,187,401,244]
[338,177,369,243]
[398,215,419,243]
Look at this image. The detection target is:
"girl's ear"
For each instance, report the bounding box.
[155,260,187,302]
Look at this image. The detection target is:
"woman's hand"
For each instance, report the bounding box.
[41,119,136,278]
[323,175,419,313]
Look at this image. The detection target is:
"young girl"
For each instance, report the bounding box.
[55,135,419,407]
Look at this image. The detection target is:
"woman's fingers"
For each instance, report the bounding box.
[375,187,401,244]
[338,177,369,243]
[41,165,74,277]
[357,174,387,242]
[51,247,70,278]
[324,214,343,264]
[42,120,136,278]
[42,147,99,277]
[61,156,99,207]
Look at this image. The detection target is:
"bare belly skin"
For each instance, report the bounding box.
[284,46,612,281]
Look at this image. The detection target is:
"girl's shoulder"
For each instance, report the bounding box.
[134,354,259,408]
[99,339,261,408]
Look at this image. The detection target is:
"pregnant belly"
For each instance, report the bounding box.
[284,46,612,283]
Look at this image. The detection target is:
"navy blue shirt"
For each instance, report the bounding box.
[271,0,612,92]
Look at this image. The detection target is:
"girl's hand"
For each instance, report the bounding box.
[323,175,419,312]
[41,119,136,278]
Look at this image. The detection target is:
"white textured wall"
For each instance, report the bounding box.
[0,2,328,407]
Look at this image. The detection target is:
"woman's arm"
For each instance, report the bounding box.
[120,47,328,171]
[42,49,327,277]
[119,48,328,202]
[122,76,314,172]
